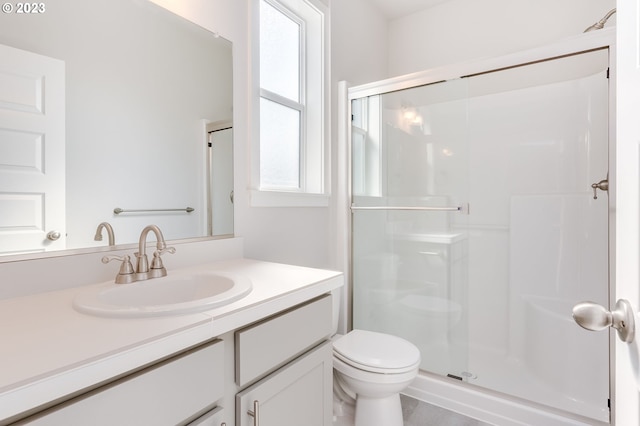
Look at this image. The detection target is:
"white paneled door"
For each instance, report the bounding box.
[615,2,640,425]
[0,44,65,254]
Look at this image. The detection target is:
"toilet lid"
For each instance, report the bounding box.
[333,330,420,371]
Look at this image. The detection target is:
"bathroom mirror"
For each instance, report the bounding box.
[0,0,233,259]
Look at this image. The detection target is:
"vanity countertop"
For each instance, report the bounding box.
[0,258,343,424]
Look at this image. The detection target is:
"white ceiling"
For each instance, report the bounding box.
[369,0,451,19]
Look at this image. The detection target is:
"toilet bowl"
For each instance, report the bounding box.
[332,329,421,426]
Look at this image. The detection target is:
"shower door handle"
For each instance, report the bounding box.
[572,299,636,343]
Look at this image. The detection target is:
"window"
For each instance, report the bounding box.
[251,0,328,206]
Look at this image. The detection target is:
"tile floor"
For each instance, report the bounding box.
[333,394,493,426]
[401,394,494,426]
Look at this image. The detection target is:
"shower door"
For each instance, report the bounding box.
[350,48,610,422]
[351,77,471,381]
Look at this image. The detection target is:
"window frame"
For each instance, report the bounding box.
[250,0,329,207]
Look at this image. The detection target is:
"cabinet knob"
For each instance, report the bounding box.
[247,400,260,426]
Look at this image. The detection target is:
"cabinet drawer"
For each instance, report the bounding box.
[18,339,225,426]
[187,406,224,426]
[235,294,332,387]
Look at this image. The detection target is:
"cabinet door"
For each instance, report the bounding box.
[236,341,332,426]
[187,406,225,426]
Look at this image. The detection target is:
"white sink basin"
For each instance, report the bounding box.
[73,271,252,318]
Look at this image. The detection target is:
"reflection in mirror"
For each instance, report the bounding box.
[207,121,234,237]
[0,0,233,259]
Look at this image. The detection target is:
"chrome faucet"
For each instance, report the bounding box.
[102,224,175,284]
[135,224,176,280]
[94,222,116,246]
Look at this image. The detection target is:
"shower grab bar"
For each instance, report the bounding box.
[350,205,462,212]
[114,207,195,215]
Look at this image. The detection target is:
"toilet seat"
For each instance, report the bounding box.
[333,330,421,374]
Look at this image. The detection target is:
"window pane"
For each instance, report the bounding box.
[260,0,300,102]
[260,98,300,189]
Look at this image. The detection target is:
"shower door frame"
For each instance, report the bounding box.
[341,28,616,426]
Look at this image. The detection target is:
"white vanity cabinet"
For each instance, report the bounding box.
[0,259,344,426]
[234,295,334,426]
[15,339,226,426]
[15,295,335,426]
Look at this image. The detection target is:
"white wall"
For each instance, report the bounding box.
[226,0,390,269]
[328,0,388,277]
[387,0,616,76]
[330,0,389,86]
[151,0,336,269]
[0,0,384,295]
[236,0,390,270]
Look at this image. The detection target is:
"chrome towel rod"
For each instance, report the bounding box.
[350,205,462,212]
[114,207,195,215]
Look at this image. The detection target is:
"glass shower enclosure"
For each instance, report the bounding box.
[350,48,610,422]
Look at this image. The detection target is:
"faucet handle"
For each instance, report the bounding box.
[102,255,135,284]
[156,246,176,256]
[149,246,175,278]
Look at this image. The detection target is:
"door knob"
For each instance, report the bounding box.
[573,299,636,343]
[46,230,61,241]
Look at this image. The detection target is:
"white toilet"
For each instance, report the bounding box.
[332,329,421,426]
